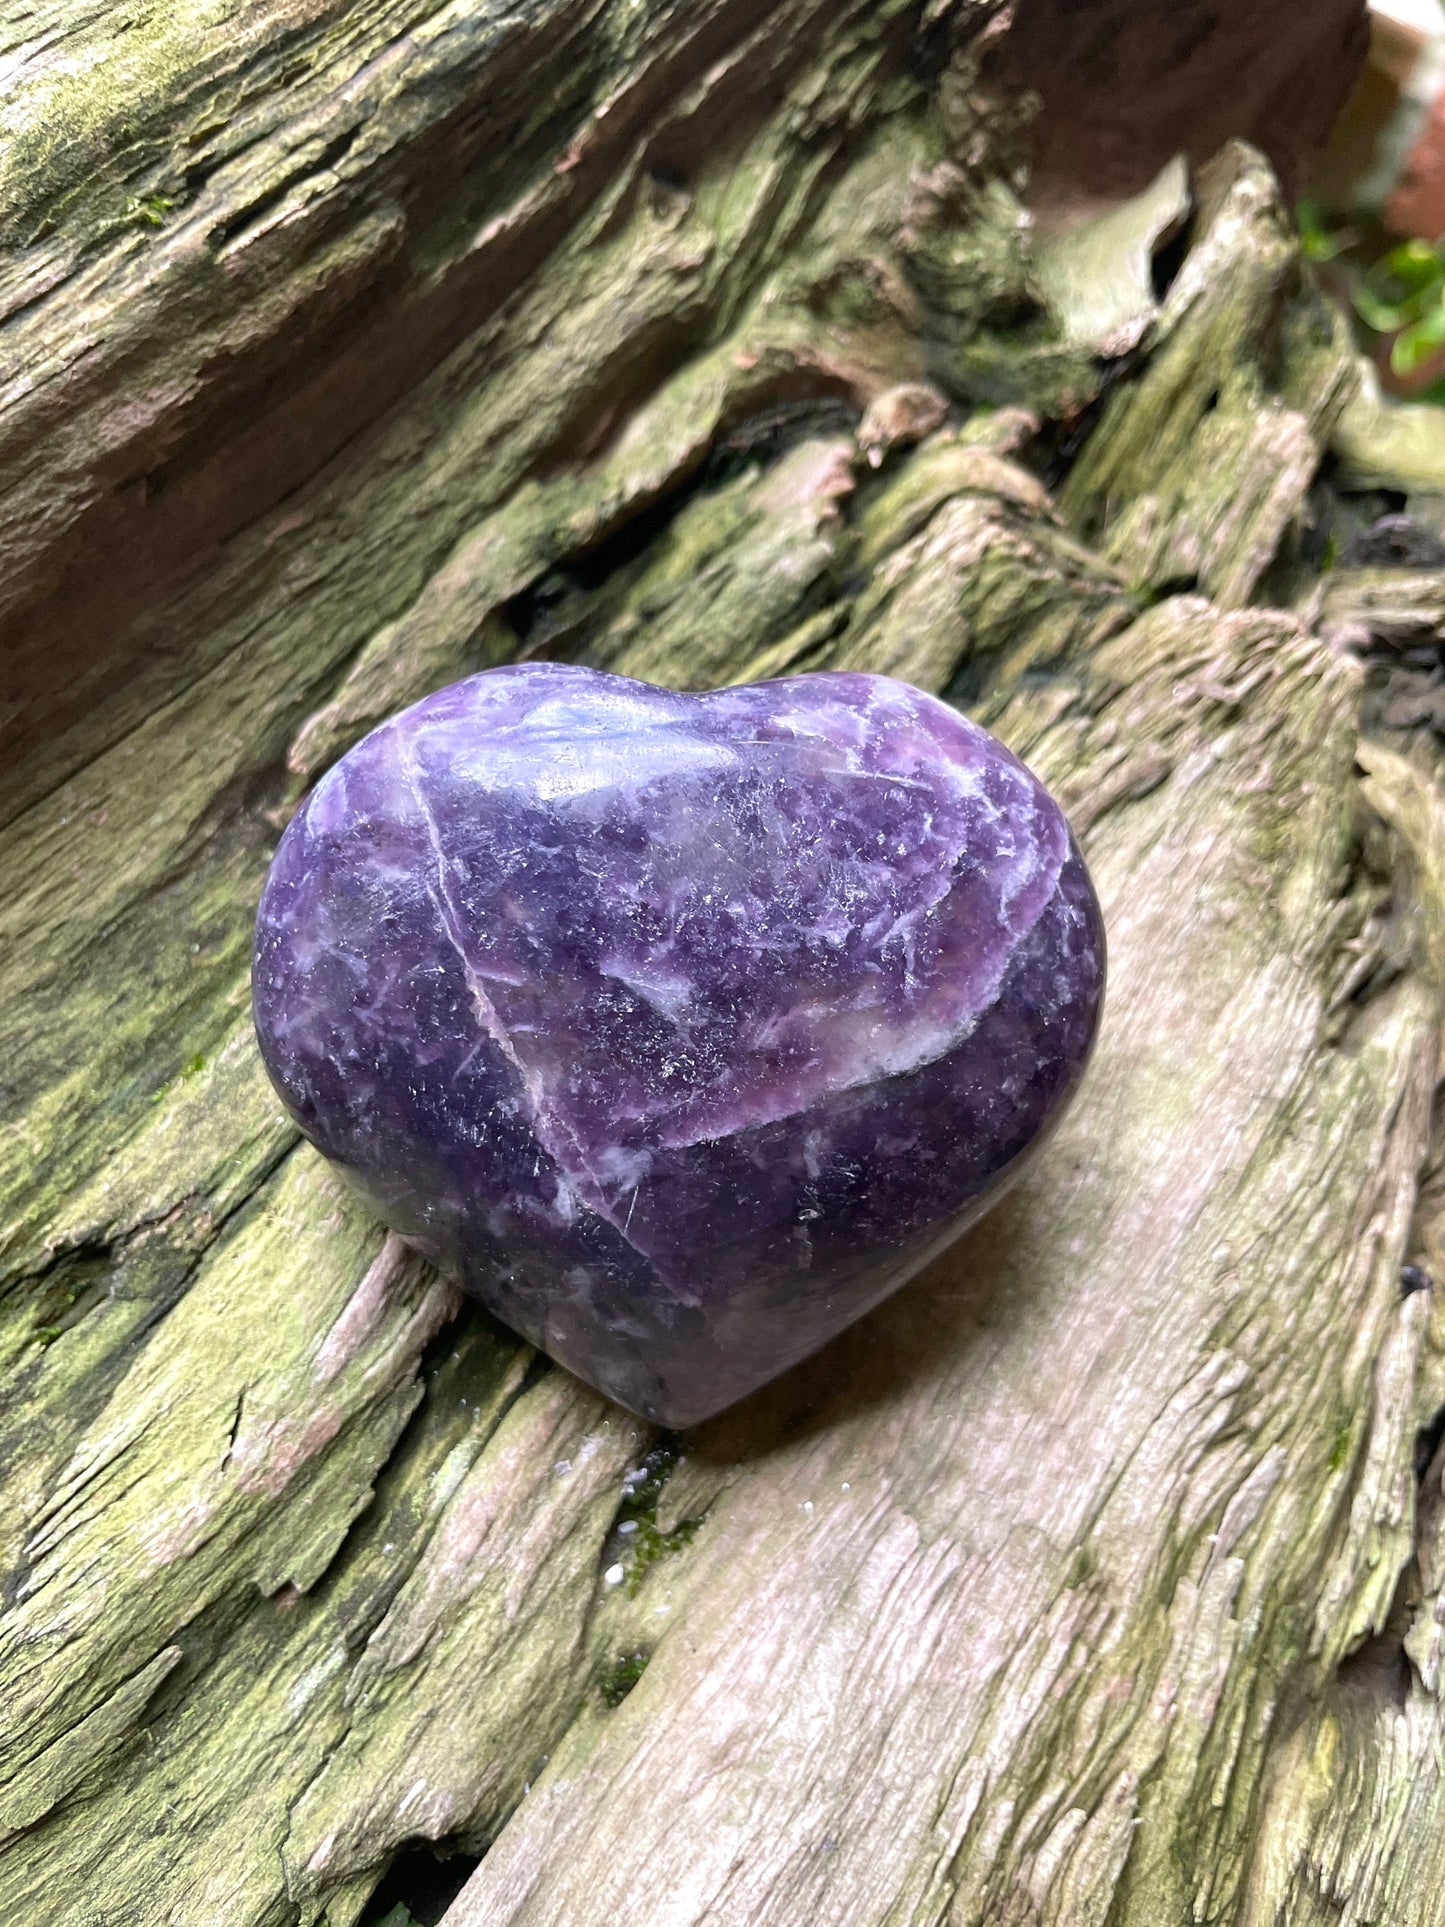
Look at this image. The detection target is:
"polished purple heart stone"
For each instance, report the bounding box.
[253,664,1104,1425]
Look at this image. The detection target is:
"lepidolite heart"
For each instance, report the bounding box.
[252,664,1104,1425]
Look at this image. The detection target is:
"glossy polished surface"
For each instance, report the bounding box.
[253,664,1105,1425]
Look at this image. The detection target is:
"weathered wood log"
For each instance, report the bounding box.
[4,4,1445,1925]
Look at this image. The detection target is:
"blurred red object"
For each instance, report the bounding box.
[1390,86,1445,237]
[1319,2,1445,235]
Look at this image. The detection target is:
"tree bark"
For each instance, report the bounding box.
[5,4,1445,1926]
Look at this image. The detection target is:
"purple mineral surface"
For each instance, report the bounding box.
[252,664,1105,1426]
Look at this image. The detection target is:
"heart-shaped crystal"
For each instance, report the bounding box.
[253,665,1104,1425]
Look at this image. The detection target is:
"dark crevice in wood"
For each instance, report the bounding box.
[357,1842,484,1926]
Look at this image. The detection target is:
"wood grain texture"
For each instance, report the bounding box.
[10,3,1445,1925]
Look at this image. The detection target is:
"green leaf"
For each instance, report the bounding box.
[1392,299,1445,375]
[1296,196,1350,264]
[1357,237,1445,336]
